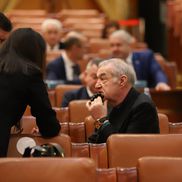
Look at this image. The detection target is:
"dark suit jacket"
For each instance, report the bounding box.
[132,50,168,88]
[61,87,90,107]
[0,72,61,157]
[88,87,160,143]
[46,56,81,84]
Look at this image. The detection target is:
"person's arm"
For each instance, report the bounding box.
[148,51,170,89]
[86,97,109,143]
[88,102,160,143]
[28,74,61,137]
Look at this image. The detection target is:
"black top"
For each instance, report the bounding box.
[0,72,61,157]
[88,87,160,143]
[46,56,81,84]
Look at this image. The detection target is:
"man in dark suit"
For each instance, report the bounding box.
[0,12,12,44]
[86,58,160,143]
[109,30,170,90]
[46,35,85,84]
[61,59,103,107]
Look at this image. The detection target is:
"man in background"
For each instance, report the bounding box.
[46,32,86,84]
[109,30,170,90]
[0,12,12,44]
[41,18,63,51]
[61,58,103,107]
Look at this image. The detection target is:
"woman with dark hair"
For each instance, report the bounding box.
[0,28,61,157]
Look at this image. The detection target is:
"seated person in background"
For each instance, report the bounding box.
[46,32,86,84]
[0,28,61,157]
[86,58,160,143]
[109,30,171,90]
[0,12,12,45]
[41,18,63,51]
[61,58,103,107]
[101,21,120,39]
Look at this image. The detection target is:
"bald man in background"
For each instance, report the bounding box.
[41,18,63,51]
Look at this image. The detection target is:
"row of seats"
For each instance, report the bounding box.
[7,133,182,168]
[23,100,89,123]
[19,112,182,143]
[22,104,182,143]
[1,156,182,182]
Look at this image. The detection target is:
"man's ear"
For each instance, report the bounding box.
[120,75,128,87]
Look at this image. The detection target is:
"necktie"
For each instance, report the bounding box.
[72,65,80,79]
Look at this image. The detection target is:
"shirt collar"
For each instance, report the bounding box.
[86,87,94,98]
[125,53,133,65]
[61,50,75,66]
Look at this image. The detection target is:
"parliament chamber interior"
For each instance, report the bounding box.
[0,0,182,181]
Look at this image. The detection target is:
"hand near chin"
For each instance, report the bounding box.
[86,96,107,120]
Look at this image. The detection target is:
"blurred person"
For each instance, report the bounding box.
[101,21,120,39]
[109,30,170,90]
[41,18,63,51]
[0,28,61,157]
[86,58,159,143]
[61,58,103,107]
[46,34,86,84]
[0,12,12,44]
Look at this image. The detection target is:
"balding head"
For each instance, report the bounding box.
[109,30,134,59]
[99,58,136,86]
[41,19,62,32]
[41,19,62,49]
[110,30,134,45]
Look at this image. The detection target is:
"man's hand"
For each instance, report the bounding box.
[86,96,107,120]
[155,82,171,91]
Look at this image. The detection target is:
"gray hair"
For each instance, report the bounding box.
[110,29,134,45]
[99,58,136,85]
[41,19,62,32]
[86,58,103,71]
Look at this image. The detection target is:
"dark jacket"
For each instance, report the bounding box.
[61,87,90,107]
[88,87,160,143]
[46,56,81,84]
[0,73,61,157]
[132,50,168,88]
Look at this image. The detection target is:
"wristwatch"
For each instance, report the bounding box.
[94,116,108,129]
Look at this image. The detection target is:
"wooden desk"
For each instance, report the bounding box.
[150,89,182,122]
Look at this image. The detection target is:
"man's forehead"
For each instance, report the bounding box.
[97,66,111,77]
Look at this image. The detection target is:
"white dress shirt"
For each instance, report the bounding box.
[61,50,76,81]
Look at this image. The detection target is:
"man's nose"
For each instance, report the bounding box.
[95,80,102,89]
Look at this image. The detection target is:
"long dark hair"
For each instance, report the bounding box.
[0,28,46,76]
